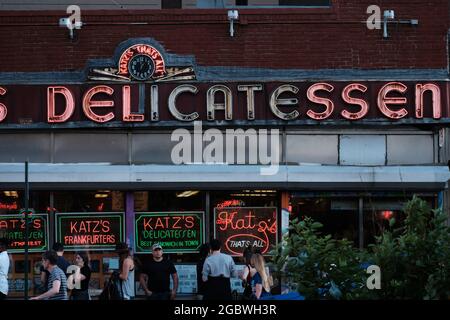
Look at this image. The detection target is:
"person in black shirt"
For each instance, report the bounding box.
[196,243,210,300]
[70,251,91,300]
[139,243,178,300]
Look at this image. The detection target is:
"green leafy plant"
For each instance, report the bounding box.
[369,195,450,299]
[270,196,450,300]
[270,217,367,300]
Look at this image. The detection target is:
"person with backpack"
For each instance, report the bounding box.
[116,242,135,300]
[239,246,256,300]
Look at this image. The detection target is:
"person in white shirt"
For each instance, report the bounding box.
[202,239,237,300]
[0,238,10,300]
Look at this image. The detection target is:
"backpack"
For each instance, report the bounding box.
[99,272,123,300]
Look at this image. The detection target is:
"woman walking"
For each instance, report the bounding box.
[250,253,272,300]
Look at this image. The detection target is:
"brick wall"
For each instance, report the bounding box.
[0,0,448,72]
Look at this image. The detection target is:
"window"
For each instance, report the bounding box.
[162,0,182,8]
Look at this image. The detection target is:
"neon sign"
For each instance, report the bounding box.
[0,202,18,210]
[0,81,446,126]
[0,214,49,253]
[134,212,204,253]
[216,200,246,208]
[214,207,277,256]
[55,212,124,251]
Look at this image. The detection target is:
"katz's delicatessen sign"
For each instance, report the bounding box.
[0,43,447,127]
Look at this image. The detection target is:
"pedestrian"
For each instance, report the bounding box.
[69,251,91,300]
[0,238,10,300]
[53,242,71,274]
[40,242,70,291]
[139,243,178,300]
[202,239,237,300]
[196,243,210,300]
[115,242,135,300]
[240,246,256,300]
[30,250,68,300]
[250,253,272,300]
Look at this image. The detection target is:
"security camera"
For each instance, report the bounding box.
[227,10,238,21]
[383,10,395,38]
[59,17,71,28]
[383,10,395,20]
[59,17,82,29]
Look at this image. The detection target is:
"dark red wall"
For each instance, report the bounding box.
[0,0,448,72]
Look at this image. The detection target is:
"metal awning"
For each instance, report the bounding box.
[0,163,448,191]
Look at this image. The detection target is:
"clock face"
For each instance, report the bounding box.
[128,54,155,81]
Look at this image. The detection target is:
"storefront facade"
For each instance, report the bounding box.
[0,0,449,298]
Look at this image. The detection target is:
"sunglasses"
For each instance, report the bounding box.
[153,248,162,251]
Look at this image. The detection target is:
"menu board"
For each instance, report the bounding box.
[214,207,278,256]
[135,212,204,253]
[55,212,124,251]
[0,214,49,253]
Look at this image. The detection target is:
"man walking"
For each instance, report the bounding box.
[0,238,10,300]
[139,243,178,300]
[202,239,237,300]
[31,250,68,300]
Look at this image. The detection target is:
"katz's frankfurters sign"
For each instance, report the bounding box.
[56,212,124,251]
[214,207,277,256]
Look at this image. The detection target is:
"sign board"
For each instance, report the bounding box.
[0,214,49,253]
[55,212,124,251]
[134,212,204,253]
[214,207,278,256]
[0,81,448,129]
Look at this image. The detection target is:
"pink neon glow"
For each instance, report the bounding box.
[82,85,115,123]
[341,83,369,120]
[415,84,441,119]
[47,86,75,123]
[0,87,6,122]
[122,86,144,122]
[306,83,335,120]
[377,82,408,119]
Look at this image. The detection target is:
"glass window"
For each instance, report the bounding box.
[363,194,437,246]
[289,194,359,246]
[53,191,121,212]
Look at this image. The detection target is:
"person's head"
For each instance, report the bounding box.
[151,243,163,260]
[52,242,64,256]
[42,250,58,270]
[115,242,130,257]
[0,238,8,252]
[242,246,253,265]
[210,239,221,252]
[74,251,89,267]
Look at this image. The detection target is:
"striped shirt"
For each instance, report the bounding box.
[47,266,68,300]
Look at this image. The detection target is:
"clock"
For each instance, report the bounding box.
[128,54,155,81]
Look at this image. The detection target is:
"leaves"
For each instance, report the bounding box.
[271,196,450,300]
